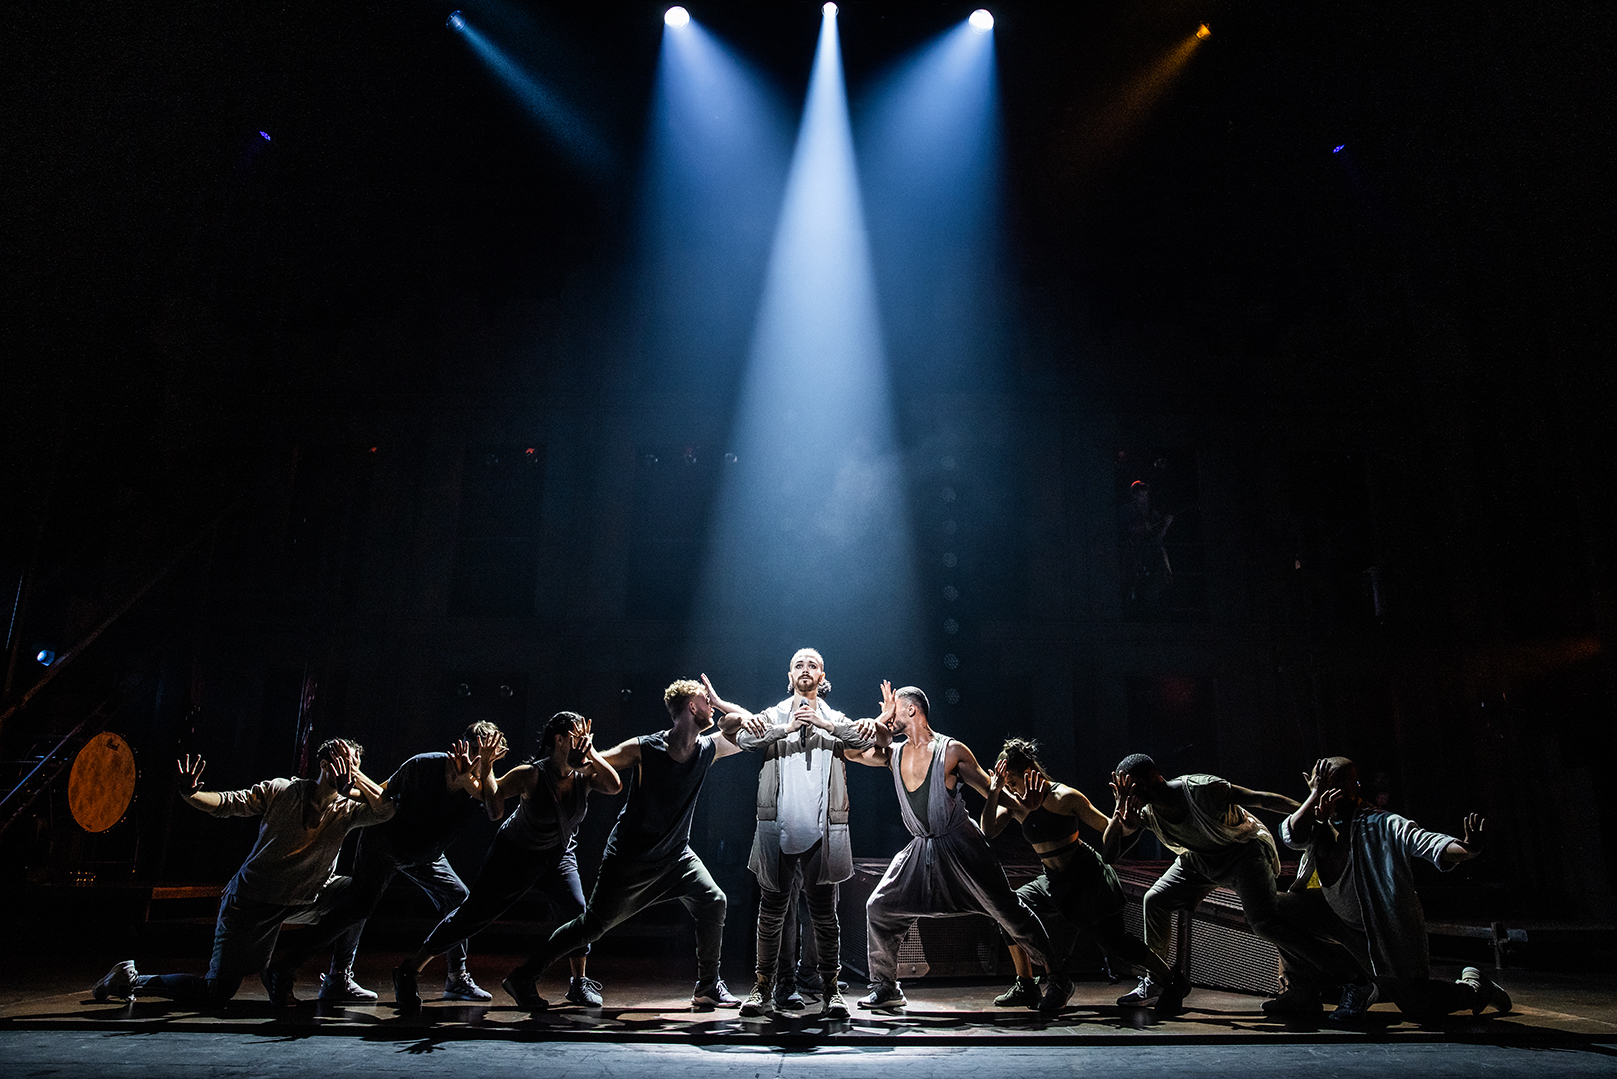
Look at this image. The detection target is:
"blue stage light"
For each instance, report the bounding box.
[664,6,689,28]
[35,650,55,666]
[258,130,271,141]
[823,3,837,16]
[446,10,464,30]
[969,9,994,32]
[1333,144,1346,153]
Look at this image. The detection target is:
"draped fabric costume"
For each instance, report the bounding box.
[864,736,1054,988]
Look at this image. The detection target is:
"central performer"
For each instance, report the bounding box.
[701,649,879,1019]
[846,683,1067,1012]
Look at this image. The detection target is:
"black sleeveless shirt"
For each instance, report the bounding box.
[603,732,717,863]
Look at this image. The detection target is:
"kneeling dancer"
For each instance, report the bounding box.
[392,714,620,1010]
[506,679,760,1009]
[982,738,1182,1011]
[94,739,393,1006]
[848,683,1065,1012]
[1264,756,1509,1023]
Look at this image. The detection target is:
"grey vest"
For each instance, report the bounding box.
[890,735,971,838]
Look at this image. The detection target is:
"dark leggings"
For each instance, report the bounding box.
[417,833,588,963]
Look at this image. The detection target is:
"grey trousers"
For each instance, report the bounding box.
[866,829,1053,988]
[1142,841,1351,981]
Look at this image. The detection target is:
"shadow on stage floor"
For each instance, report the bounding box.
[4,954,1615,1050]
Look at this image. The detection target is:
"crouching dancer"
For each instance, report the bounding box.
[1263,756,1509,1023]
[505,679,761,1009]
[93,739,393,1006]
[982,738,1181,1012]
[1104,754,1318,1014]
[263,724,502,1005]
[848,683,1066,1013]
[391,714,621,1009]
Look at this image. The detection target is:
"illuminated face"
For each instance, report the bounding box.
[691,693,715,731]
[893,695,921,736]
[789,649,825,696]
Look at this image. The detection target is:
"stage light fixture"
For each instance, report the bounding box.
[36,650,55,666]
[664,6,689,28]
[969,9,994,32]
[446,10,464,30]
[1333,144,1346,153]
[823,3,837,16]
[1196,23,1211,38]
[258,130,271,141]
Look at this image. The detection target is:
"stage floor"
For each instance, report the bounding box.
[3,953,1615,1048]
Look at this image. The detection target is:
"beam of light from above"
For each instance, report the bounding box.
[449,15,613,179]
[1055,29,1205,186]
[688,4,922,680]
[855,18,1004,392]
[623,15,791,386]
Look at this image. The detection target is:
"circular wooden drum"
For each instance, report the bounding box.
[68,732,138,833]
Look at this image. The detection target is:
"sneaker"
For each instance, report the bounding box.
[797,971,824,993]
[1329,980,1380,1025]
[93,960,138,1003]
[994,976,1040,1008]
[1154,970,1192,1015]
[501,972,548,1011]
[739,980,772,1018]
[857,983,908,1010]
[565,976,604,1007]
[1037,972,1075,1017]
[773,983,806,1011]
[261,962,298,1008]
[820,986,851,1020]
[1261,982,1323,1017]
[444,971,492,1002]
[692,979,741,1008]
[319,969,378,1003]
[1461,966,1512,1015]
[393,963,422,1010]
[1116,974,1161,1007]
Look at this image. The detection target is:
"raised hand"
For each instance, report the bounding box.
[328,740,358,790]
[700,673,720,707]
[878,680,897,728]
[1111,772,1142,828]
[177,755,207,791]
[989,760,1008,794]
[853,718,881,743]
[1307,758,1333,796]
[1313,788,1347,821]
[743,713,771,738]
[570,718,595,756]
[1460,813,1485,851]
[476,730,504,772]
[1015,769,1050,812]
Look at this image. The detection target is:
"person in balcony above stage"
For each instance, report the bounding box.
[92,738,393,1007]
[1103,754,1333,1014]
[1261,756,1509,1023]
[700,648,880,1020]
[499,679,766,1011]
[390,713,621,1010]
[845,683,1067,1014]
[263,723,503,1006]
[981,737,1183,1013]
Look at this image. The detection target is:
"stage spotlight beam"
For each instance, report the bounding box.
[823,3,837,17]
[969,9,994,32]
[665,6,689,29]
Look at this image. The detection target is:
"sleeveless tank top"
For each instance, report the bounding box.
[499,758,590,852]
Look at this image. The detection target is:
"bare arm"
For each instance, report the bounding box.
[483,763,537,821]
[1229,783,1302,816]
[1440,813,1485,868]
[329,740,390,819]
[980,761,1013,838]
[175,755,223,811]
[596,737,643,776]
[1050,783,1110,835]
[843,680,897,768]
[951,740,994,798]
[1284,759,1333,847]
[572,720,622,795]
[474,730,513,820]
